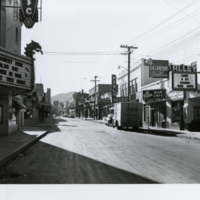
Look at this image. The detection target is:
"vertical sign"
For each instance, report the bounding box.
[20,0,39,28]
[112,75,117,103]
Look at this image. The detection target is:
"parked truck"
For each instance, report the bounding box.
[113,102,143,130]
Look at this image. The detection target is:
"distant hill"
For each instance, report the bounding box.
[51,91,75,103]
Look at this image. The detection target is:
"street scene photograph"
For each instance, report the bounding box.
[1,0,200,199]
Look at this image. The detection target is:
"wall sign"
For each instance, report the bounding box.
[148,60,169,78]
[20,0,39,28]
[143,89,165,100]
[0,50,33,90]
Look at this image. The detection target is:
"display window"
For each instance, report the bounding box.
[193,106,200,120]
[171,101,183,123]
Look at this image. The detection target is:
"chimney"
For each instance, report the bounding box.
[82,89,84,93]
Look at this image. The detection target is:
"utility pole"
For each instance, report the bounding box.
[90,76,100,119]
[120,45,138,101]
[0,0,1,47]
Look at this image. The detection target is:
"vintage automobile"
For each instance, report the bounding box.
[104,114,114,126]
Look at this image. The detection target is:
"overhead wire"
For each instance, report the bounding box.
[134,8,200,45]
[126,0,199,45]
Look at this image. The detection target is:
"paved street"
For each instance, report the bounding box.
[1,116,200,183]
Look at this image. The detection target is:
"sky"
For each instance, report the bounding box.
[21,0,200,96]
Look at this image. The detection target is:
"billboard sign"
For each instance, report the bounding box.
[147,60,169,78]
[20,0,39,28]
[0,50,33,90]
[171,63,197,91]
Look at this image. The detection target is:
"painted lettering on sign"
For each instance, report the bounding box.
[143,90,165,100]
[172,64,196,73]
[0,54,32,89]
[173,73,196,90]
[20,0,38,28]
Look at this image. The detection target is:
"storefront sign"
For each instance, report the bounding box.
[112,74,117,103]
[171,64,196,73]
[98,98,111,105]
[143,89,165,100]
[0,51,33,90]
[113,97,128,103]
[148,60,169,78]
[20,0,39,28]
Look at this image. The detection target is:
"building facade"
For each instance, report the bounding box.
[117,58,200,131]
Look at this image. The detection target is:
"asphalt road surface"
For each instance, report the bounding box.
[1,116,200,183]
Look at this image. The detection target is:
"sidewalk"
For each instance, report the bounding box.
[0,117,53,167]
[86,118,200,141]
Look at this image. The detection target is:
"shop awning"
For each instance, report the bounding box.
[13,97,26,109]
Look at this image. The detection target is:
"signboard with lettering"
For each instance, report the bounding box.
[112,74,117,103]
[148,60,169,78]
[171,63,197,91]
[113,97,128,103]
[19,0,39,28]
[98,98,111,105]
[143,89,166,100]
[0,50,33,90]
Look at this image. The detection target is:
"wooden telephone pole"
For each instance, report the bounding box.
[90,76,100,119]
[120,45,138,101]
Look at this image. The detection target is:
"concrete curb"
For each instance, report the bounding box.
[89,119,200,141]
[0,131,49,167]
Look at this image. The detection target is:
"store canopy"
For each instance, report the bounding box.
[13,97,26,109]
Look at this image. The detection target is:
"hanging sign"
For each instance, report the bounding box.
[20,0,39,28]
[112,74,117,103]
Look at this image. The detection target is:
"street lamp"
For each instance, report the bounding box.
[118,66,127,71]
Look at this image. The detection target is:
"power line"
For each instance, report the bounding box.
[135,8,200,44]
[126,0,199,44]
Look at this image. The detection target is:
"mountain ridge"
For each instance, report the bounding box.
[51,91,75,103]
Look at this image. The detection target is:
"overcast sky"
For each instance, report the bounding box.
[21,0,200,96]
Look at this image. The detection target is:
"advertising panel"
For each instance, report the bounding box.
[0,50,33,90]
[148,60,169,78]
[143,89,166,100]
[171,63,197,91]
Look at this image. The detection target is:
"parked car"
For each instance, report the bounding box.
[104,114,114,127]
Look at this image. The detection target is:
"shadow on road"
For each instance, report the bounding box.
[121,128,177,137]
[3,141,160,184]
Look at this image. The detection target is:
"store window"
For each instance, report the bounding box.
[193,106,200,120]
[125,84,127,96]
[171,101,183,123]
[15,28,18,45]
[159,102,166,121]
[0,106,3,124]
[25,109,33,119]
[135,78,138,92]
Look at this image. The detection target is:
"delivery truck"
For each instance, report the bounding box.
[113,102,143,130]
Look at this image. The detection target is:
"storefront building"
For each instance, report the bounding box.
[118,58,200,131]
[88,84,114,119]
